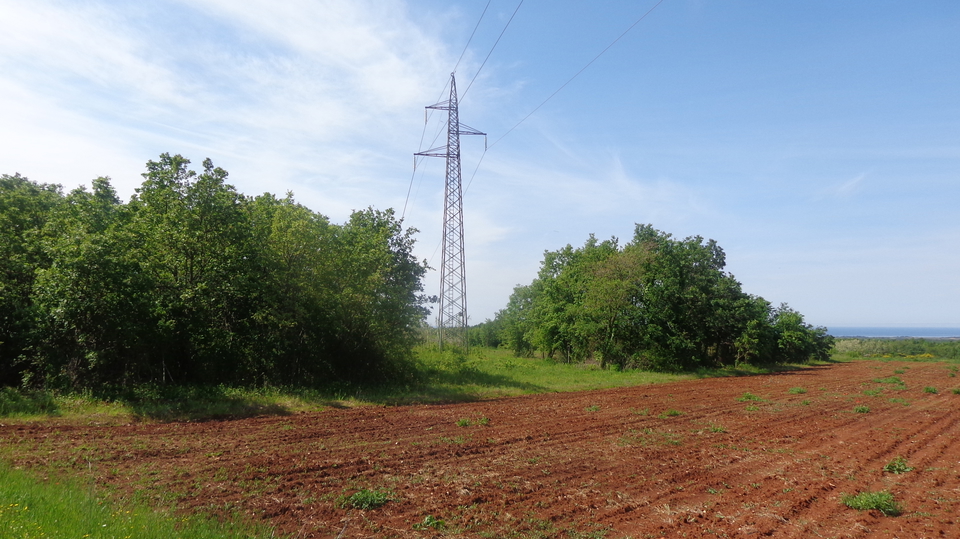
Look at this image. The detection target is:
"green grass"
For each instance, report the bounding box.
[787,387,807,395]
[923,386,938,394]
[737,392,763,402]
[658,409,683,418]
[853,405,870,413]
[338,488,391,510]
[0,464,277,538]
[841,491,903,516]
[1,347,821,423]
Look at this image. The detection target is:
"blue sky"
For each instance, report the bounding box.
[2,0,958,327]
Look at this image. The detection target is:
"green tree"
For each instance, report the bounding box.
[0,174,62,386]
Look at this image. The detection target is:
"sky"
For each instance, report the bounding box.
[2,0,958,328]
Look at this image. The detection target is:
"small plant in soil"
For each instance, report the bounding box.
[787,387,807,395]
[893,369,906,374]
[584,405,600,412]
[709,424,726,433]
[413,515,446,530]
[737,392,763,402]
[744,405,760,411]
[923,386,938,394]
[952,388,960,395]
[456,418,472,427]
[854,405,870,413]
[658,409,683,418]
[841,491,903,516]
[883,456,914,474]
[340,488,391,510]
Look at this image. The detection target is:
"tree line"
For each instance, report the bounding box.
[475,225,833,370]
[0,154,431,389]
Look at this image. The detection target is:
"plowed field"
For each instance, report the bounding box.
[3,361,960,538]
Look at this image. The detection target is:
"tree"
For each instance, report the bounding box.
[0,174,62,386]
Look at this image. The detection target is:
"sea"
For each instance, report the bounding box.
[827,327,960,339]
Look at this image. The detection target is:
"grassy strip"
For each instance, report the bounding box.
[0,346,851,423]
[0,463,278,539]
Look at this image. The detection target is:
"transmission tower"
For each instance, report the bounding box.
[415,73,485,349]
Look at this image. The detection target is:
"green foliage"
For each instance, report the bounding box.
[737,392,763,402]
[413,514,446,530]
[923,386,938,394]
[0,463,276,538]
[787,387,807,394]
[658,409,683,418]
[841,491,903,516]
[493,225,832,371]
[883,456,914,474]
[2,155,431,391]
[834,338,960,359]
[854,405,870,413]
[339,489,391,510]
[0,173,63,386]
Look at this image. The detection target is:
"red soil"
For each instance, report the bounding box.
[3,361,959,538]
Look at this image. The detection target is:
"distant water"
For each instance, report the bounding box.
[828,327,960,338]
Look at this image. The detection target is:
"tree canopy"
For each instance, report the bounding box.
[0,155,431,389]
[494,225,833,370]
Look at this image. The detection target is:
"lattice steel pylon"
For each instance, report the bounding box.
[415,73,485,349]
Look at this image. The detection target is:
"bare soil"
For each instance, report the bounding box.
[3,361,959,538]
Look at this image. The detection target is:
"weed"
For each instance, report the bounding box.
[952,388,960,395]
[631,407,649,416]
[893,369,905,374]
[709,424,726,433]
[439,435,466,445]
[619,428,682,447]
[873,376,907,390]
[339,489,391,510]
[889,397,911,406]
[841,491,903,516]
[456,418,472,427]
[413,515,445,530]
[854,405,870,413]
[800,399,811,406]
[883,456,914,474]
[787,387,807,395]
[584,405,600,412]
[476,416,490,426]
[737,392,763,402]
[658,409,683,418]
[744,405,760,412]
[862,389,882,397]
[923,386,938,394]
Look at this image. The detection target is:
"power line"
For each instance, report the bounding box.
[487,0,666,151]
[463,0,667,195]
[461,0,524,101]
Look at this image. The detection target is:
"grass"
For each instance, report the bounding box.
[841,491,903,516]
[923,386,938,394]
[787,387,807,395]
[736,392,763,402]
[1,346,826,423]
[0,463,276,538]
[853,405,870,413]
[339,488,391,510]
[658,409,683,418]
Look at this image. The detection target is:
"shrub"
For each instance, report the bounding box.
[841,491,902,516]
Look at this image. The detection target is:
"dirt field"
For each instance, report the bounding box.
[3,360,959,538]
